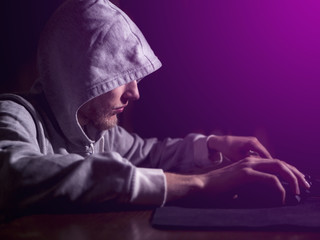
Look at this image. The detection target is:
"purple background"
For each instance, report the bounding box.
[123,0,320,174]
[2,0,320,174]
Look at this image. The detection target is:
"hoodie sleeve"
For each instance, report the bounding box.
[0,100,166,213]
[110,126,223,174]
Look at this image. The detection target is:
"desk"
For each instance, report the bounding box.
[0,209,319,240]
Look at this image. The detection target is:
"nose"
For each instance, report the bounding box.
[122,80,140,102]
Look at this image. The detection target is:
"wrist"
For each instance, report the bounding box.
[164,172,204,204]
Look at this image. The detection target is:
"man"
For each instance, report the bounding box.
[0,0,309,214]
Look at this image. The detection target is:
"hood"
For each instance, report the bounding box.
[33,0,161,146]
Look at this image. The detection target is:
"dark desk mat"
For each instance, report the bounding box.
[151,198,320,230]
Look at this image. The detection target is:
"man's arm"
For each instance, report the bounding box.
[110,126,310,207]
[0,98,310,211]
[111,127,223,173]
[0,99,167,213]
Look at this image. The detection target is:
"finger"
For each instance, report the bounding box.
[246,138,272,159]
[283,162,311,189]
[251,144,272,159]
[255,159,311,193]
[250,159,300,195]
[275,161,300,195]
[244,168,285,205]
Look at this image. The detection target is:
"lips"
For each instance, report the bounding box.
[115,107,124,113]
[113,105,126,114]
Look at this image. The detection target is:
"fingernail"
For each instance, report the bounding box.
[247,150,260,157]
[305,179,311,188]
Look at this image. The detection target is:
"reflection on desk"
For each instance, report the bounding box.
[1,209,320,240]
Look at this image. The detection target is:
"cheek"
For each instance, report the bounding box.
[90,89,123,115]
[100,92,120,104]
[95,104,112,117]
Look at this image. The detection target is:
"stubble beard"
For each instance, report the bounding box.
[95,113,118,131]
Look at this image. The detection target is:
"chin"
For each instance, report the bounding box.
[97,115,118,130]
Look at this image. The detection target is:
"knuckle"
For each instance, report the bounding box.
[289,164,299,172]
[239,157,253,167]
[274,159,285,165]
[250,136,258,142]
[239,167,253,177]
[276,160,289,171]
[247,137,259,147]
[263,173,279,185]
[271,158,283,166]
[275,159,284,167]
[269,175,279,184]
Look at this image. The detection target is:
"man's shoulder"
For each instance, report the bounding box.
[0,93,45,126]
[0,93,35,112]
[0,92,29,107]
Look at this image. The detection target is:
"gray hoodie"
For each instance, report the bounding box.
[0,0,218,213]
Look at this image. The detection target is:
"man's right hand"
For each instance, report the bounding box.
[165,157,310,207]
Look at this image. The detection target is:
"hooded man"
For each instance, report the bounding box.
[0,0,310,214]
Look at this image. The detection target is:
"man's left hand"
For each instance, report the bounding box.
[207,135,272,162]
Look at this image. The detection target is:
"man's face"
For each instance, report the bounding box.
[77,80,140,131]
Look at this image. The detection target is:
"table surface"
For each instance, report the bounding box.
[1,208,320,240]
